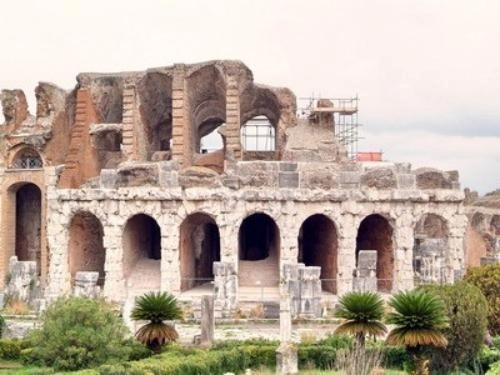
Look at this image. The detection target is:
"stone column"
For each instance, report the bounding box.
[336,226,357,295]
[200,295,215,346]
[353,250,377,292]
[213,262,237,317]
[276,292,298,375]
[171,64,187,167]
[224,76,242,161]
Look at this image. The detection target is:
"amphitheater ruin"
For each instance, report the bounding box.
[0,60,498,317]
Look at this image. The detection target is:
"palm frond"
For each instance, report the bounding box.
[131,292,182,323]
[386,290,448,349]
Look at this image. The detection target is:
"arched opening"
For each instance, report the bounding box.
[14,183,42,274]
[11,148,43,169]
[122,214,161,290]
[68,212,105,287]
[471,212,486,232]
[491,215,500,236]
[356,214,394,292]
[298,214,338,293]
[241,115,275,152]
[239,213,280,286]
[414,214,449,284]
[179,213,220,292]
[199,123,225,154]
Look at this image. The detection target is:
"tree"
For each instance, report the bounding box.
[465,263,500,335]
[386,289,448,375]
[422,282,488,373]
[334,291,387,348]
[24,296,130,371]
[131,291,183,352]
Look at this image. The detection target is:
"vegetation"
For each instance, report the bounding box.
[131,291,183,352]
[334,291,387,348]
[465,263,500,335]
[422,281,489,373]
[386,289,448,375]
[22,296,138,371]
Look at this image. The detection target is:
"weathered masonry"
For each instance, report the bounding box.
[0,60,469,316]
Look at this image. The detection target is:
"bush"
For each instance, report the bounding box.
[487,360,500,375]
[465,263,500,335]
[422,282,489,373]
[23,296,132,371]
[0,338,22,359]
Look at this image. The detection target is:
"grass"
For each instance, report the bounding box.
[252,370,407,374]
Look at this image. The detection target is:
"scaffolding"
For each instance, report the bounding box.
[298,96,361,160]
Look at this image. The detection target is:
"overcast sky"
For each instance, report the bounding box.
[1,0,499,194]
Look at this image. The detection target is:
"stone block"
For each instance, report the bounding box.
[339,171,360,188]
[397,174,416,189]
[279,172,299,188]
[100,169,117,188]
[280,162,298,172]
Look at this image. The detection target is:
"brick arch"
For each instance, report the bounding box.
[298,214,338,293]
[68,211,105,287]
[356,213,394,292]
[179,212,220,291]
[238,212,280,287]
[8,146,43,169]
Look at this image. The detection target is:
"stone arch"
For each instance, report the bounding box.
[491,215,500,236]
[179,212,221,291]
[238,212,280,287]
[471,212,486,232]
[414,213,449,284]
[137,72,173,159]
[298,214,338,293]
[68,211,105,287]
[356,214,394,292]
[10,147,43,169]
[8,182,43,274]
[122,214,161,289]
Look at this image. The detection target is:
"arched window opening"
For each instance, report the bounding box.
[414,214,449,284]
[68,212,105,287]
[471,213,486,232]
[15,183,42,274]
[122,214,161,290]
[298,214,338,293]
[12,149,43,169]
[179,213,220,292]
[241,116,275,151]
[199,124,224,154]
[238,213,280,287]
[356,214,394,292]
[491,215,500,236]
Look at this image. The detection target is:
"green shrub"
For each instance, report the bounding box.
[0,315,5,338]
[422,282,489,373]
[23,296,131,371]
[487,360,500,375]
[298,345,337,369]
[465,263,500,335]
[0,338,22,359]
[478,345,500,373]
[317,334,353,349]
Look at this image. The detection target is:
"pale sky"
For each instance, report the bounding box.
[1,0,499,194]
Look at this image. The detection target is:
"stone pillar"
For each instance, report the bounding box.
[336,218,357,295]
[213,262,237,317]
[276,292,298,375]
[224,76,242,161]
[5,256,40,306]
[353,250,377,292]
[298,266,321,318]
[200,295,215,346]
[171,64,187,167]
[121,85,137,161]
[282,263,321,318]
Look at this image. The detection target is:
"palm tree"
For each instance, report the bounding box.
[131,291,183,352]
[386,289,448,375]
[334,291,387,348]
